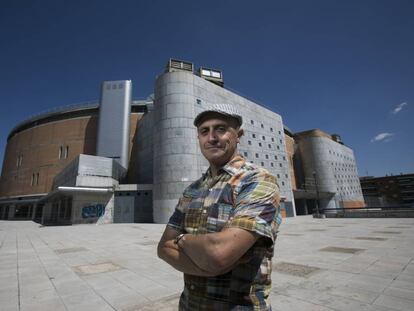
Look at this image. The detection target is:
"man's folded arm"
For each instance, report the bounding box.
[157,226,218,277]
[177,227,258,275]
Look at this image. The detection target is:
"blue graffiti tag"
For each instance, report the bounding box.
[82,204,105,218]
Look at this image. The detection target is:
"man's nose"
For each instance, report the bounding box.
[207,130,218,142]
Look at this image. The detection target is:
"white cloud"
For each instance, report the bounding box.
[391,102,407,114]
[371,132,394,143]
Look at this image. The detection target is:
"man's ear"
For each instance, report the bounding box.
[237,128,244,142]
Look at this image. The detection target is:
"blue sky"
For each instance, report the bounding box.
[0,0,413,177]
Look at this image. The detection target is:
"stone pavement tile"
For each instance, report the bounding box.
[270,294,336,311]
[51,278,91,297]
[96,284,149,309]
[60,291,114,311]
[373,294,414,311]
[343,274,394,293]
[20,297,67,311]
[105,269,180,301]
[136,294,180,311]
[325,284,379,304]
[362,261,405,279]
[396,272,414,283]
[390,279,414,291]
[383,286,414,302]
[312,292,400,311]
[0,288,18,311]
[81,273,122,291]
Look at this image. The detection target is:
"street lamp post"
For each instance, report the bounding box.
[312,171,321,218]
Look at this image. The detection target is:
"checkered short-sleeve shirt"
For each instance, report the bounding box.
[167,155,282,311]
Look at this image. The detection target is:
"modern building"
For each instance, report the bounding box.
[360,173,414,207]
[293,129,365,215]
[0,59,364,224]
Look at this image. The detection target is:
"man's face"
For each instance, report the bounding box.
[197,114,242,168]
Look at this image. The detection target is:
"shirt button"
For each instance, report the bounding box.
[209,188,212,192]
[202,209,207,214]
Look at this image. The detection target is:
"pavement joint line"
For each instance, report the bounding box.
[26,231,70,311]
[16,231,21,311]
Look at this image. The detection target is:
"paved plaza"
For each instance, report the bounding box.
[1,216,414,311]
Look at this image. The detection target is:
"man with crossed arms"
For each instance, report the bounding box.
[158,104,281,310]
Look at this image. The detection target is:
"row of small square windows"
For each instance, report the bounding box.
[243,151,286,162]
[106,83,124,90]
[247,141,282,150]
[250,133,283,144]
[328,150,354,162]
[249,120,281,134]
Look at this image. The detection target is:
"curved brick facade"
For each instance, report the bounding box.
[0,108,142,198]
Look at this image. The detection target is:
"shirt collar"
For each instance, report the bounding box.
[204,155,246,178]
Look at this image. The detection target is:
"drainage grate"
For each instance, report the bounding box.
[319,246,365,254]
[372,231,401,234]
[354,237,387,241]
[73,262,122,275]
[273,261,321,277]
[55,247,88,254]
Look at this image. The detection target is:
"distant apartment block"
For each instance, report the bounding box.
[360,173,414,207]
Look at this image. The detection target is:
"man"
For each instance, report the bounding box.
[157,104,281,310]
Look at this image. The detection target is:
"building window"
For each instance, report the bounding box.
[271,162,274,167]
[274,155,278,160]
[258,142,262,147]
[265,154,269,159]
[243,151,248,157]
[279,139,283,144]
[279,163,282,167]
[64,146,69,159]
[278,130,281,134]
[261,162,264,166]
[251,120,254,125]
[282,181,285,186]
[196,99,202,105]
[277,145,280,150]
[271,137,274,142]
[270,127,273,132]
[268,144,271,149]
[59,146,63,159]
[285,174,288,178]
[262,136,265,140]
[255,153,259,158]
[248,140,251,145]
[16,155,23,168]
[261,124,264,128]
[283,156,286,160]
[277,174,280,178]
[32,173,39,186]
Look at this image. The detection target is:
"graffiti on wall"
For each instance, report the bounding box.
[82,204,105,219]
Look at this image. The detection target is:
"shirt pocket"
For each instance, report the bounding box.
[206,203,234,232]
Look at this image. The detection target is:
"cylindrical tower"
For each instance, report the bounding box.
[152,71,201,223]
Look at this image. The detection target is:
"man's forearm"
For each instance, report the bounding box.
[158,239,217,276]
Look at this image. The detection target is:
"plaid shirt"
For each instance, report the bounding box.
[167,155,282,311]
